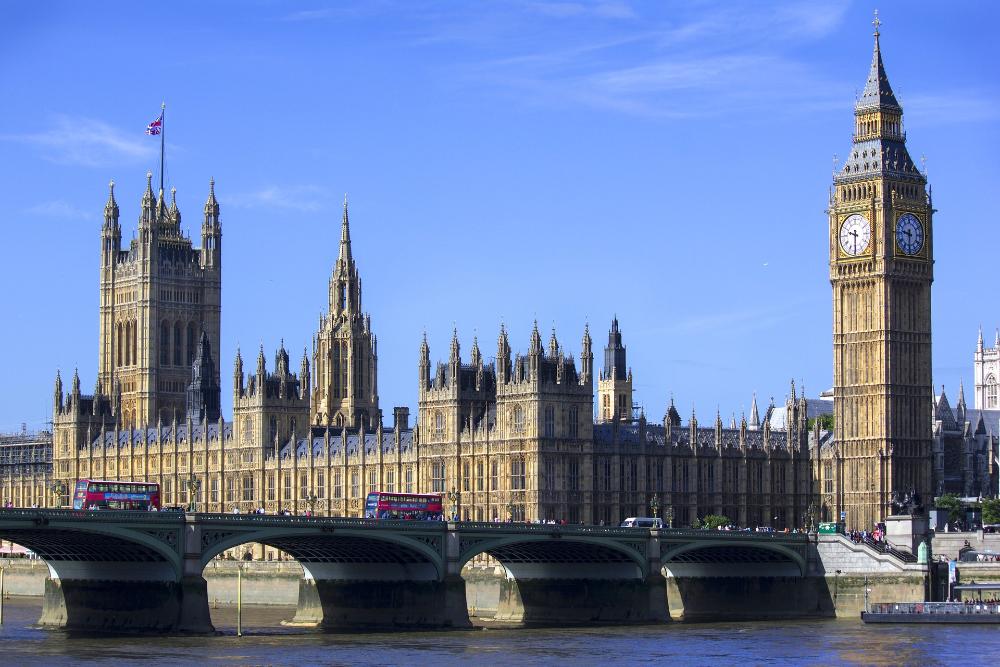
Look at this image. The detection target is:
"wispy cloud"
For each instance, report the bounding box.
[24,200,91,220]
[902,90,1000,126]
[427,1,852,118]
[522,1,636,20]
[225,185,329,212]
[0,115,156,167]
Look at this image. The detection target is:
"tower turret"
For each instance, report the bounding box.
[201,178,222,268]
[497,324,511,384]
[580,323,593,384]
[234,347,244,397]
[53,370,63,411]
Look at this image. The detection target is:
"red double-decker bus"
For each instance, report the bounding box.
[72,480,161,511]
[365,492,443,520]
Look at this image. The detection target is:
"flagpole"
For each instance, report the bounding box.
[159,101,165,194]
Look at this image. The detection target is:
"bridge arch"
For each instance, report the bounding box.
[199,525,446,583]
[660,540,806,576]
[459,534,650,579]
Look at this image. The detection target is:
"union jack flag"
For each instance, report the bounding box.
[146,111,163,136]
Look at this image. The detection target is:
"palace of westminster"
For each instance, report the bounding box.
[2,26,997,532]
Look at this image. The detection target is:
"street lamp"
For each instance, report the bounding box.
[506,500,515,523]
[49,481,67,509]
[650,494,660,519]
[306,494,318,516]
[665,505,674,529]
[807,502,817,532]
[447,487,460,521]
[186,476,202,513]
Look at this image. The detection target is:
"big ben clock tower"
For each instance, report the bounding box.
[828,15,933,530]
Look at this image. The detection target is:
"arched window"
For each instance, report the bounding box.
[173,322,182,366]
[434,411,444,437]
[987,374,998,409]
[269,416,278,444]
[186,322,196,366]
[116,323,123,366]
[160,322,169,365]
[512,405,524,433]
[130,320,137,366]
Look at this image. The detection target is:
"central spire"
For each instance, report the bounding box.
[338,194,352,264]
[857,10,900,112]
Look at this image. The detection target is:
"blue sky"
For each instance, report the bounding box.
[1,1,997,432]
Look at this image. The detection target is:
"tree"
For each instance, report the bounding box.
[936,494,963,523]
[983,498,1000,525]
[696,514,730,530]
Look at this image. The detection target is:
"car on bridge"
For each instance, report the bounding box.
[620,517,663,528]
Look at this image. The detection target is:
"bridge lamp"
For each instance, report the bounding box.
[49,481,67,509]
[306,494,319,516]
[186,476,202,513]
[506,500,515,522]
[650,494,660,518]
[447,487,460,521]
[665,505,674,529]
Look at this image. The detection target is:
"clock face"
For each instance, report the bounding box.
[895,213,924,255]
[839,214,871,256]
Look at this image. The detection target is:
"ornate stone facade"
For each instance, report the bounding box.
[823,23,934,530]
[975,328,1000,411]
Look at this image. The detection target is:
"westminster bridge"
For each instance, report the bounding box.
[0,509,818,632]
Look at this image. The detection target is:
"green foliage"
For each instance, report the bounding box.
[936,494,963,522]
[807,414,835,431]
[696,514,730,530]
[982,498,1000,525]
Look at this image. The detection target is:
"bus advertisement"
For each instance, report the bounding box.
[365,492,443,520]
[72,480,161,511]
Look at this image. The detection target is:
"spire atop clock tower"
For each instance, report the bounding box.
[825,15,934,531]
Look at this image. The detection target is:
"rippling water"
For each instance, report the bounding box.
[0,597,996,666]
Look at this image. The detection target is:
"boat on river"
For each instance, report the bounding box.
[862,584,1000,624]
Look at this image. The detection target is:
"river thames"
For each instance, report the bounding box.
[1,597,997,666]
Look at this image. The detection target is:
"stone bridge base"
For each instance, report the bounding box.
[666,576,823,621]
[288,576,472,630]
[495,574,669,625]
[38,576,214,634]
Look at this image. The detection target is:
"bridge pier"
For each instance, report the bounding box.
[494,569,669,624]
[287,564,471,630]
[38,568,213,634]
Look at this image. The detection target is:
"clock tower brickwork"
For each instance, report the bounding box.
[825,22,934,530]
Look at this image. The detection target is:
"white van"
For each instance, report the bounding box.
[620,517,663,528]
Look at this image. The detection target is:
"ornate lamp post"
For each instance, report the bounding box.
[306,494,319,516]
[447,487,460,521]
[665,505,674,529]
[186,476,202,513]
[650,494,660,519]
[49,481,67,509]
[807,502,817,532]
[506,500,515,523]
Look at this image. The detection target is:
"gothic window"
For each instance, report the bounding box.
[210,476,219,503]
[267,473,275,501]
[544,406,555,437]
[405,466,413,494]
[434,411,445,438]
[431,460,446,493]
[987,375,998,409]
[339,284,346,310]
[331,344,341,399]
[462,461,471,492]
[160,322,169,365]
[490,461,498,491]
[173,322,182,366]
[283,472,292,501]
[317,472,327,499]
[476,461,484,491]
[186,322,196,366]
[543,459,555,490]
[300,473,310,499]
[242,417,252,444]
[384,470,394,493]
[242,475,255,502]
[290,418,296,437]
[568,407,579,438]
[512,406,524,433]
[269,417,277,445]
[510,457,526,490]
[350,471,359,498]
[368,469,377,493]
[568,459,580,491]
